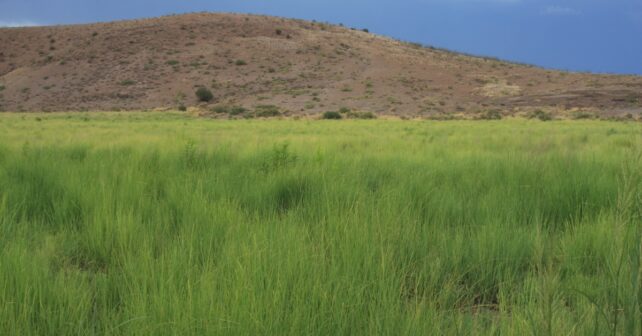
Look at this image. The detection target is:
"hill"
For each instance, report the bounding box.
[0,12,641,118]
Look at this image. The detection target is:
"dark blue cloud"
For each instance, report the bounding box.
[1,0,640,74]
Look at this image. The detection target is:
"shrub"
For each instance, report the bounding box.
[178,104,187,112]
[211,106,227,114]
[528,109,552,121]
[195,87,214,102]
[362,28,369,33]
[572,111,595,120]
[322,111,342,120]
[166,60,179,66]
[229,106,248,116]
[255,105,281,117]
[235,60,247,66]
[0,85,5,92]
[339,107,351,114]
[348,111,377,119]
[212,105,247,116]
[275,29,282,35]
[119,80,135,86]
[481,109,502,120]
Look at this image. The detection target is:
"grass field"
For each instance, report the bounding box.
[0,113,641,335]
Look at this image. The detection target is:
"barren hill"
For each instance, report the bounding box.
[1,12,641,118]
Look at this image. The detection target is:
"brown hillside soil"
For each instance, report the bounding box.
[1,12,641,118]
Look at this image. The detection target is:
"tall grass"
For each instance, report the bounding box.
[0,113,640,335]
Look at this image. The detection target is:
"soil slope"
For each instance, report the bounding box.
[1,12,641,118]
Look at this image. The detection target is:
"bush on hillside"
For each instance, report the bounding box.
[572,111,595,120]
[211,105,228,114]
[528,109,552,121]
[322,111,342,120]
[347,111,377,119]
[480,109,502,120]
[195,87,214,102]
[255,105,281,117]
[212,105,248,116]
[229,106,248,116]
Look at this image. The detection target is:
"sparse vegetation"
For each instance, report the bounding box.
[211,105,248,116]
[211,105,228,114]
[528,109,553,121]
[255,105,281,117]
[347,111,377,119]
[0,14,639,116]
[480,109,503,120]
[119,80,136,86]
[195,87,214,102]
[230,106,248,116]
[572,111,596,120]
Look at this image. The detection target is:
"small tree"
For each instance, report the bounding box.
[195,87,213,102]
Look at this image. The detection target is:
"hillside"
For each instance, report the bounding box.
[1,12,641,118]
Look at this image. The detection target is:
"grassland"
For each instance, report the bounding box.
[0,113,641,335]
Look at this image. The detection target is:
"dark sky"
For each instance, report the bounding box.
[1,0,641,75]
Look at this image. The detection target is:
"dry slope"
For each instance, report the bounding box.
[1,12,641,118]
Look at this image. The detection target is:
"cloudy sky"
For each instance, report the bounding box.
[1,0,641,74]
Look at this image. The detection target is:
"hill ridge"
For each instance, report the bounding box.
[1,12,641,118]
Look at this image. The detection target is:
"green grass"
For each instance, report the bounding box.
[0,113,641,335]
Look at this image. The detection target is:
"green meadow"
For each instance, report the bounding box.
[0,113,640,335]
